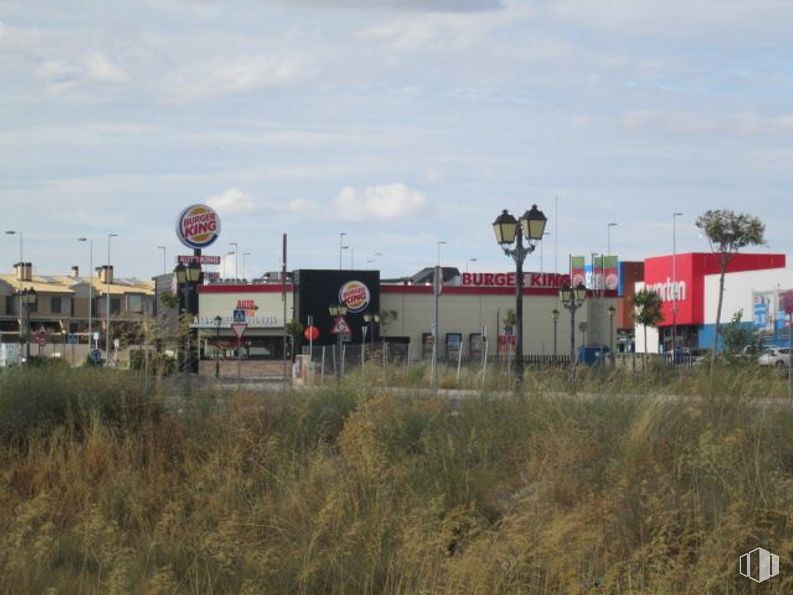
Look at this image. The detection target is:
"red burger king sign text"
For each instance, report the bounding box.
[339,280,370,313]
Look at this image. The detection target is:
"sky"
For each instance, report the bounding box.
[2,0,793,281]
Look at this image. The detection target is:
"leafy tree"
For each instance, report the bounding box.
[720,309,760,357]
[632,289,664,358]
[696,209,765,365]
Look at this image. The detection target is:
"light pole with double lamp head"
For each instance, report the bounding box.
[492,205,548,386]
[174,261,202,373]
[329,304,348,380]
[105,233,118,359]
[214,314,222,378]
[20,288,37,364]
[560,282,587,366]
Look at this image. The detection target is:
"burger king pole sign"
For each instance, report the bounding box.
[176,204,221,250]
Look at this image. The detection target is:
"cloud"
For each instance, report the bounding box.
[358,2,529,50]
[333,184,427,221]
[35,52,128,91]
[166,53,317,102]
[205,188,256,214]
[257,0,506,11]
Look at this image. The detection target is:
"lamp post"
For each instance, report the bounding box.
[242,252,252,280]
[339,233,346,269]
[366,252,383,268]
[77,238,94,348]
[329,304,348,380]
[361,313,369,366]
[433,240,447,391]
[560,282,587,366]
[672,212,683,356]
[106,233,118,359]
[174,261,202,373]
[229,242,239,280]
[19,288,37,364]
[5,230,23,345]
[552,308,559,357]
[608,305,616,365]
[492,205,548,386]
[214,314,222,378]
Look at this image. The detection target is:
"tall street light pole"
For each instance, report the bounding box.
[493,205,548,388]
[106,233,118,358]
[608,305,616,366]
[672,212,683,356]
[607,222,618,257]
[229,242,239,280]
[432,240,447,391]
[243,252,252,280]
[5,231,23,342]
[78,238,94,348]
[214,315,222,378]
[339,232,346,269]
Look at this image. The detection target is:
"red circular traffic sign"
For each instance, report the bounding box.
[304,325,319,341]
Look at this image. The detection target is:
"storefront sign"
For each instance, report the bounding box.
[460,272,569,288]
[339,280,371,313]
[196,291,283,328]
[644,252,785,327]
[176,204,221,249]
[177,254,222,265]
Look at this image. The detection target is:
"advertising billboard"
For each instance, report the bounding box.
[294,270,380,346]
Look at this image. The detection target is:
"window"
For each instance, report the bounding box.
[110,298,121,315]
[51,296,62,314]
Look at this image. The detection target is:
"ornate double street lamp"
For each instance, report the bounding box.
[174,261,202,373]
[560,282,587,366]
[329,303,348,380]
[493,205,548,386]
[19,288,37,364]
[214,314,222,378]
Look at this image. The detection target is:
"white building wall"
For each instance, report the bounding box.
[703,267,793,325]
[381,291,618,358]
[633,281,661,354]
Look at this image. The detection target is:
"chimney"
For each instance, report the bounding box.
[15,262,32,282]
[98,265,114,284]
[71,265,80,278]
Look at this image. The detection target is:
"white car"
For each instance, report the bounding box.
[758,347,792,368]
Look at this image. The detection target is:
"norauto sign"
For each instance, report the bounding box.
[461,272,569,288]
[643,252,785,326]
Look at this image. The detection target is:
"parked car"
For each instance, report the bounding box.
[758,347,792,368]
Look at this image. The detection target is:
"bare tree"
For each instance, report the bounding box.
[696,209,765,365]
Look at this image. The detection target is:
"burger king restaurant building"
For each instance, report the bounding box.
[195,268,619,364]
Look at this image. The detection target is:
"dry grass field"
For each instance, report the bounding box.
[1,364,792,593]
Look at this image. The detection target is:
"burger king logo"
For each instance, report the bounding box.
[339,280,370,313]
[176,204,221,249]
